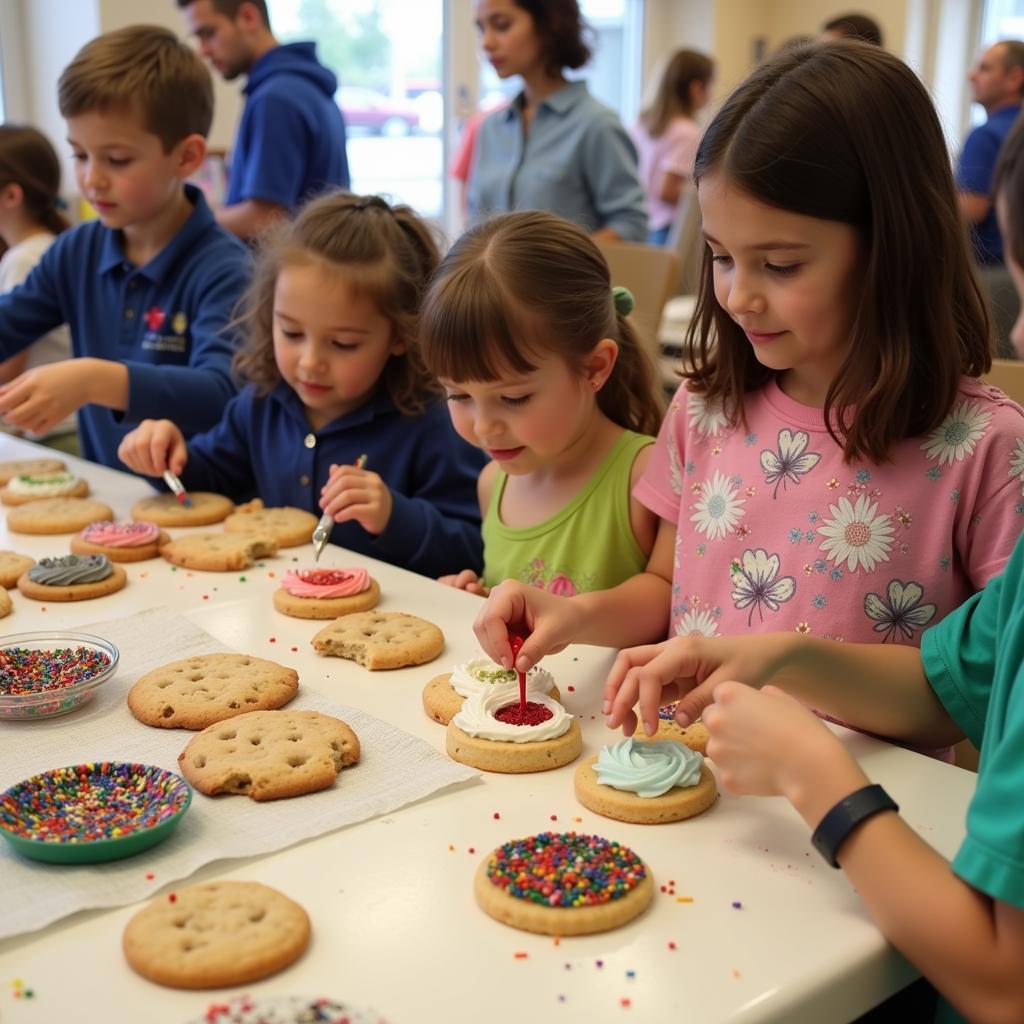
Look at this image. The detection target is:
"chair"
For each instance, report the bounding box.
[983,357,1024,404]
[595,239,679,365]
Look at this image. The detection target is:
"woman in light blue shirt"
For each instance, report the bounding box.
[469,0,647,242]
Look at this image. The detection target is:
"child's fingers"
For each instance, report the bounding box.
[473,583,524,668]
[602,645,662,714]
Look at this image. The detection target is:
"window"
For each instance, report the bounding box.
[982,0,1024,43]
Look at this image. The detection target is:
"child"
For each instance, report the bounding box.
[630,48,714,245]
[118,192,486,579]
[0,26,249,468]
[597,534,1024,1023]
[472,42,1024,745]
[0,124,75,447]
[420,210,661,597]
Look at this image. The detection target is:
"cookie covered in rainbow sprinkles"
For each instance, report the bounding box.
[474,831,654,935]
[16,554,127,602]
[653,702,709,754]
[71,520,169,562]
[272,566,380,619]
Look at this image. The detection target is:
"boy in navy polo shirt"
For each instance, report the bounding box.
[0,25,250,468]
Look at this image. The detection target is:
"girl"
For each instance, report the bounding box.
[473,42,1024,746]
[630,49,714,245]
[470,0,647,241]
[0,125,75,447]
[421,210,661,597]
[118,192,486,579]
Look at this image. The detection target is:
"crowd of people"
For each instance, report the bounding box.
[2,3,1024,1020]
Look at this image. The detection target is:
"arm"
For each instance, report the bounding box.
[438,460,495,594]
[474,515,674,671]
[0,350,29,384]
[704,682,1024,1024]
[956,126,1000,226]
[580,116,648,243]
[658,170,686,207]
[216,198,286,241]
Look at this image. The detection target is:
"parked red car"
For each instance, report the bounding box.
[337,87,420,136]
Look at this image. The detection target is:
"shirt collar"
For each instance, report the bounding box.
[98,184,215,281]
[503,79,588,121]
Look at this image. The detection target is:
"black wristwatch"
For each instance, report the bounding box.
[811,784,899,868]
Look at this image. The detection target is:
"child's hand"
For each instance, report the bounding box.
[320,463,393,536]
[117,420,188,477]
[438,569,489,596]
[473,580,586,670]
[603,634,790,738]
[704,682,854,800]
[0,361,86,435]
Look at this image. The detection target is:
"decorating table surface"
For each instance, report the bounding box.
[0,436,976,1024]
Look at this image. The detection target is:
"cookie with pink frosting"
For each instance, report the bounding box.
[272,566,381,619]
[71,520,169,562]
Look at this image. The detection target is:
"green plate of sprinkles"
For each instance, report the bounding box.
[0,631,119,720]
[0,762,192,864]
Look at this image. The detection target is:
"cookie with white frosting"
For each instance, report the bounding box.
[423,657,560,725]
[1,471,88,506]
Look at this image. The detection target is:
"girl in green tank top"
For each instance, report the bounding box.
[420,211,664,596]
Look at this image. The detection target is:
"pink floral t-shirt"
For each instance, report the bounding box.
[635,378,1024,646]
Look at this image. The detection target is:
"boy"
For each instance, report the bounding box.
[0,25,250,468]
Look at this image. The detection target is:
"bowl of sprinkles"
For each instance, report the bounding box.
[0,762,191,863]
[0,631,119,720]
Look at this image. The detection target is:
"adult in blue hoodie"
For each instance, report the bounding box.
[179,0,350,240]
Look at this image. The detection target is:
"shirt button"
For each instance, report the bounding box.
[128,279,139,290]
[124,308,135,320]
[304,433,316,449]
[299,474,310,486]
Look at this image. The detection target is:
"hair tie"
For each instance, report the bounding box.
[612,285,635,316]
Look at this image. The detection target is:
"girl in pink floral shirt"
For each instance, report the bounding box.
[473,42,1024,749]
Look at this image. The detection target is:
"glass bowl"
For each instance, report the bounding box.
[0,631,119,721]
[0,762,192,864]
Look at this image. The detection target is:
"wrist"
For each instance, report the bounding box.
[786,742,869,826]
[811,783,899,868]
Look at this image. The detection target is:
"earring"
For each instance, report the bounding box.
[591,379,601,391]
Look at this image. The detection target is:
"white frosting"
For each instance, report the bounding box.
[6,472,79,496]
[449,656,555,699]
[451,683,573,743]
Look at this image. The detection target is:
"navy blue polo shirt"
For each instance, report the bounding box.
[0,185,251,467]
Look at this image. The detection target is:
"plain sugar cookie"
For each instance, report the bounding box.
[132,491,234,527]
[311,611,443,669]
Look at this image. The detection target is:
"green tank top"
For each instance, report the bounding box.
[482,430,654,595]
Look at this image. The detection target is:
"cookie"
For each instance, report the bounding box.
[423,658,560,726]
[0,550,34,589]
[0,457,65,486]
[160,532,279,571]
[122,880,310,989]
[654,703,709,754]
[224,505,319,548]
[312,611,444,670]
[573,740,718,825]
[446,687,581,773]
[16,555,127,602]
[6,497,115,535]
[273,567,380,619]
[178,709,360,801]
[132,491,234,527]
[71,521,169,562]
[183,995,386,1024]
[128,653,299,730]
[0,588,10,618]
[475,832,654,936]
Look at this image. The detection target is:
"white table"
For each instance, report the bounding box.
[0,435,975,1024]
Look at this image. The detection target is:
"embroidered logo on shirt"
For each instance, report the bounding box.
[172,312,188,335]
[144,307,166,332]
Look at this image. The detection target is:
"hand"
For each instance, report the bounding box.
[438,569,489,596]
[704,682,852,800]
[320,463,393,536]
[117,419,188,477]
[0,361,87,435]
[603,634,789,738]
[473,579,586,670]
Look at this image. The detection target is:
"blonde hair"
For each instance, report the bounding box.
[58,25,213,151]
[234,192,442,415]
[420,211,662,436]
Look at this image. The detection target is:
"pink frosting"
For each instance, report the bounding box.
[281,567,371,599]
[82,520,161,548]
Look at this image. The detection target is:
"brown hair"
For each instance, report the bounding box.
[420,211,662,436]
[0,125,70,251]
[685,41,990,464]
[176,0,270,24]
[234,192,441,415]
[640,49,714,137]
[58,25,213,151]
[996,40,1024,98]
[994,111,1024,266]
[512,0,592,77]
[822,12,883,46]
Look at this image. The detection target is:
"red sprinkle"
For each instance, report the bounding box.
[567,685,575,692]
[493,812,501,819]
[468,846,476,854]
[268,637,277,643]
[495,701,553,726]
[550,814,558,821]
[145,872,154,880]
[514,951,529,959]
[668,941,677,950]
[168,893,177,903]
[620,998,631,1008]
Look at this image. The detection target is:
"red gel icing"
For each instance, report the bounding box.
[509,632,528,715]
[495,701,553,726]
[299,569,355,585]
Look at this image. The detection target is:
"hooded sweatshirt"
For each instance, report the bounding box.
[227,41,350,210]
